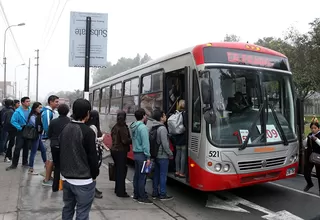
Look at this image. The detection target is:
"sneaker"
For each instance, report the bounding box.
[131,195,138,201]
[160,195,173,201]
[28,169,39,175]
[304,184,314,192]
[138,198,153,204]
[4,158,11,163]
[152,193,159,200]
[6,165,17,171]
[42,180,53,187]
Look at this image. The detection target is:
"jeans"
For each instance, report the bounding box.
[51,147,60,192]
[12,132,30,167]
[133,153,147,200]
[153,158,169,197]
[5,131,16,160]
[175,145,187,175]
[111,150,128,196]
[0,129,8,154]
[29,136,47,168]
[62,181,96,220]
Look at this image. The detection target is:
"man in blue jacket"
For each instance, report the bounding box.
[6,97,31,171]
[130,108,152,204]
[41,95,59,187]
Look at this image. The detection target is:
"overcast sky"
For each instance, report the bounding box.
[0,0,319,101]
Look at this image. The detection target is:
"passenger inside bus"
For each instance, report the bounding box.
[227,92,249,113]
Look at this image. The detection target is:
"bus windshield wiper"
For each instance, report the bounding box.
[239,103,265,151]
[268,103,289,146]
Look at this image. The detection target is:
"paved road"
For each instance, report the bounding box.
[123,161,320,220]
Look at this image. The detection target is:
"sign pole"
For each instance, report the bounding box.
[84,16,91,100]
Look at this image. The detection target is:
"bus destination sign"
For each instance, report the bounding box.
[203,47,290,71]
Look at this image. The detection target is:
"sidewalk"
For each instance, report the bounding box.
[0,154,176,220]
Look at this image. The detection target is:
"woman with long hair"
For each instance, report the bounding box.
[28,102,47,175]
[111,111,131,197]
[86,110,103,199]
[304,118,320,194]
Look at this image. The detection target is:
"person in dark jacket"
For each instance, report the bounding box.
[304,119,320,194]
[48,104,70,192]
[60,98,99,220]
[111,111,131,198]
[0,99,14,155]
[3,100,17,162]
[86,110,103,199]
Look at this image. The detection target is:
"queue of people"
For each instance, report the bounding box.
[0,95,189,219]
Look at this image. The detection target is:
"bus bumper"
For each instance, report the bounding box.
[189,158,299,191]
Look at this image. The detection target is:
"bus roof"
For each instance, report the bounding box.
[91,42,287,88]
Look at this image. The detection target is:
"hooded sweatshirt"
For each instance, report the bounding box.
[152,120,173,159]
[41,106,55,139]
[130,121,150,159]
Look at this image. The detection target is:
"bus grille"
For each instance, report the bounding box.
[238,156,286,171]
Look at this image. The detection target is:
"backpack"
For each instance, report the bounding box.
[167,110,185,135]
[149,124,164,159]
[3,109,15,132]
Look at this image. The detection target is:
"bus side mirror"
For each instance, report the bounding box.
[204,108,216,124]
[199,70,212,105]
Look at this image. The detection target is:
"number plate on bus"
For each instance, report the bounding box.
[256,125,281,143]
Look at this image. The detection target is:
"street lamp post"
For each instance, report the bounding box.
[3,23,25,98]
[14,63,25,98]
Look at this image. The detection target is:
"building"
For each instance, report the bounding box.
[0,81,15,99]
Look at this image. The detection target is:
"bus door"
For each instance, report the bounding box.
[164,67,190,181]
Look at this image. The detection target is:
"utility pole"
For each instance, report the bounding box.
[27,58,30,97]
[35,49,39,101]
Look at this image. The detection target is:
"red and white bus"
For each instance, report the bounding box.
[89,42,298,191]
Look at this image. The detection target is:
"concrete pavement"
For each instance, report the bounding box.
[0,154,177,220]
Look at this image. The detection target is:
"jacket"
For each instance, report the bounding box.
[3,107,16,132]
[172,110,187,146]
[41,106,55,139]
[307,132,320,155]
[10,106,31,131]
[48,115,70,148]
[153,121,173,159]
[111,123,131,152]
[28,114,43,134]
[60,121,99,180]
[130,121,150,159]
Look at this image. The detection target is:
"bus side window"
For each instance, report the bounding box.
[192,72,201,133]
[93,89,100,111]
[110,83,122,114]
[101,86,110,114]
[89,93,93,106]
[123,78,139,114]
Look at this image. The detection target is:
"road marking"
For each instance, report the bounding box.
[268,182,320,199]
[206,191,303,219]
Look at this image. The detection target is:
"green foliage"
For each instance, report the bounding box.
[92,53,152,84]
[254,18,320,101]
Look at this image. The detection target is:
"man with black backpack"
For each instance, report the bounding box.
[150,110,173,201]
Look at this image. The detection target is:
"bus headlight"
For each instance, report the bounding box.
[223,164,230,172]
[214,163,222,172]
[289,154,298,163]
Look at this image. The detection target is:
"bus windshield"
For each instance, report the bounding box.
[205,66,296,147]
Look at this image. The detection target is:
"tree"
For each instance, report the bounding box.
[254,23,320,101]
[224,34,241,42]
[45,89,83,106]
[92,53,152,84]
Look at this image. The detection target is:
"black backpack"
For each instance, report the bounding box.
[149,124,164,159]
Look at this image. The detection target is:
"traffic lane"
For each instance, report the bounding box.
[125,164,268,220]
[125,164,320,220]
